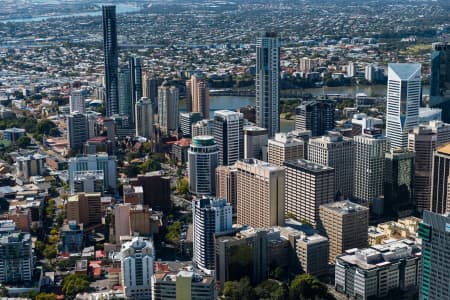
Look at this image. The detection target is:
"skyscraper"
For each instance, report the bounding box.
[268,132,304,167]
[284,159,335,227]
[215,165,238,209]
[129,56,143,105]
[102,5,119,117]
[308,132,354,199]
[430,42,450,123]
[118,66,132,122]
[188,136,219,196]
[236,158,285,227]
[386,63,421,149]
[69,90,85,114]
[189,73,210,119]
[295,100,335,137]
[431,143,450,214]
[158,81,179,135]
[135,97,154,139]
[67,112,89,151]
[353,129,388,204]
[256,32,280,137]
[192,198,232,273]
[179,112,203,137]
[243,126,268,160]
[213,110,244,166]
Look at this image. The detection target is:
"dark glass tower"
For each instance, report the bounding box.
[430,42,450,122]
[102,5,119,117]
[128,56,142,125]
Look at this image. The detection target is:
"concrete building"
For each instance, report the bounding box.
[308,132,354,199]
[61,221,84,253]
[0,231,33,283]
[72,170,104,194]
[295,100,335,137]
[353,129,388,204]
[118,66,132,125]
[119,237,154,299]
[102,5,119,117]
[135,97,154,139]
[236,159,285,227]
[189,73,210,119]
[256,32,280,137]
[335,239,421,300]
[67,112,89,151]
[431,143,450,214]
[192,119,213,137]
[172,138,191,164]
[284,159,335,227]
[70,89,85,113]
[179,112,203,137]
[369,216,422,245]
[66,192,102,228]
[213,110,244,166]
[68,153,117,192]
[215,165,238,209]
[384,149,415,216]
[129,56,143,111]
[2,127,25,143]
[243,125,268,160]
[319,200,369,264]
[158,81,179,135]
[188,136,219,196]
[386,63,421,149]
[419,211,450,300]
[15,153,46,180]
[123,185,144,205]
[430,42,450,123]
[129,172,171,210]
[151,262,216,300]
[351,113,384,137]
[268,132,304,167]
[192,198,232,273]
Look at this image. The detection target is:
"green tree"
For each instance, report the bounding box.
[289,274,329,300]
[36,119,57,135]
[16,136,31,148]
[43,244,57,259]
[36,292,58,300]
[255,280,285,299]
[176,177,189,195]
[62,274,90,297]
[270,266,285,280]
[223,277,255,300]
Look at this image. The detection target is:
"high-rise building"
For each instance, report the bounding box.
[384,149,415,216]
[69,89,85,113]
[431,143,450,214]
[268,132,304,167]
[189,73,210,119]
[158,81,179,135]
[243,125,268,160]
[66,192,102,228]
[284,159,335,227]
[430,42,450,123]
[408,122,450,212]
[179,112,202,137]
[68,153,117,192]
[308,132,354,199]
[72,170,104,194]
[119,237,154,299]
[188,136,219,196]
[386,63,421,149]
[319,200,369,264]
[336,239,421,299]
[15,153,46,180]
[102,5,119,117]
[135,97,154,139]
[236,159,285,227]
[129,56,142,106]
[143,72,158,104]
[118,66,132,124]
[295,100,335,136]
[192,198,232,273]
[353,129,388,204]
[0,231,33,284]
[256,32,280,137]
[213,110,244,166]
[216,165,238,209]
[67,112,89,151]
[129,172,171,210]
[192,119,213,137]
[419,211,450,300]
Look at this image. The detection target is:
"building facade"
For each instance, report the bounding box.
[430,42,450,123]
[431,144,450,214]
[158,81,179,135]
[268,132,304,167]
[188,136,219,196]
[215,165,238,209]
[0,231,33,283]
[189,74,210,119]
[135,97,154,139]
[67,112,89,151]
[70,89,85,113]
[213,110,244,166]
[295,100,335,137]
[243,126,268,160]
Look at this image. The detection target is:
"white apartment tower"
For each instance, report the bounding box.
[213,110,244,166]
[158,81,179,135]
[353,129,388,204]
[69,89,85,114]
[308,132,354,199]
[188,136,219,196]
[386,63,421,149]
[192,198,232,274]
[256,32,280,137]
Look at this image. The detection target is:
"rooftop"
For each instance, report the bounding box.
[283,159,333,173]
[437,143,450,155]
[388,63,421,81]
[321,200,369,214]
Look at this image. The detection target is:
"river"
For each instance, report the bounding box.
[1,3,140,23]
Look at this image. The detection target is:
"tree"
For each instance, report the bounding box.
[223,277,255,300]
[16,136,31,148]
[289,274,329,300]
[36,119,57,135]
[270,266,285,280]
[62,274,90,297]
[176,177,189,195]
[43,244,57,259]
[255,280,285,299]
[36,292,58,300]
